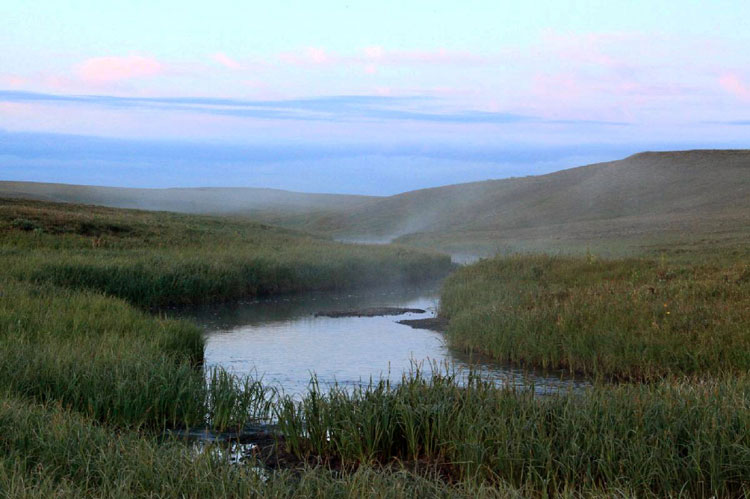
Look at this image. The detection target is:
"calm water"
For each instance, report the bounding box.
[173,285,586,396]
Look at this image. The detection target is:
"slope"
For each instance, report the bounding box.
[0,182,376,216]
[295,150,750,255]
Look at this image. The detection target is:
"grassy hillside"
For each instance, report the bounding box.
[295,150,750,255]
[4,150,748,257]
[0,181,376,216]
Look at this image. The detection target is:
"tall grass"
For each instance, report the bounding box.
[0,198,449,432]
[441,253,750,380]
[0,278,275,431]
[278,368,750,497]
[3,198,749,496]
[0,396,267,497]
[4,368,748,497]
[1,198,453,307]
[11,244,449,307]
[0,396,532,498]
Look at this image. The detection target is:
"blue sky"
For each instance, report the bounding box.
[1,1,749,193]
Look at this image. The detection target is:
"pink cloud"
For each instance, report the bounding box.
[306,47,328,64]
[390,49,488,65]
[507,31,727,122]
[373,86,392,96]
[40,74,81,93]
[719,73,750,101]
[0,75,28,89]
[212,52,243,70]
[363,46,385,60]
[76,55,163,84]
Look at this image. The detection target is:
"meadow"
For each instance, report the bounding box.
[1,197,749,497]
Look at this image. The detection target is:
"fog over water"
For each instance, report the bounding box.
[172,285,588,397]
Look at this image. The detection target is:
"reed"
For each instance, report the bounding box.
[277,368,750,497]
[440,252,750,380]
[0,396,532,498]
[13,244,449,307]
[0,279,277,431]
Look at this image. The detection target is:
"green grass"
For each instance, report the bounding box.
[5,367,748,498]
[0,277,278,431]
[0,198,449,428]
[277,369,750,497]
[1,198,452,307]
[12,244,448,307]
[0,198,468,496]
[0,396,532,498]
[440,251,750,380]
[2,197,750,496]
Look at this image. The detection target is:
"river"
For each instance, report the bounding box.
[172,283,586,396]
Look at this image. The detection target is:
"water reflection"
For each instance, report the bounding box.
[171,285,587,396]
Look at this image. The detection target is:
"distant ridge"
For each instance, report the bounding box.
[264,149,750,254]
[2,150,748,255]
[0,182,377,215]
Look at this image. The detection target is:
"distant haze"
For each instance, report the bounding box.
[2,130,746,195]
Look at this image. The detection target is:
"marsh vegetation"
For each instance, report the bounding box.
[441,251,750,380]
[1,197,748,497]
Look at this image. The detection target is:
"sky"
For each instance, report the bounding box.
[1,1,749,194]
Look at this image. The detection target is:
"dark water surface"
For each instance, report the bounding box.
[172,285,587,396]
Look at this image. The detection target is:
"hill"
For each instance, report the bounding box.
[285,150,750,256]
[3,150,748,257]
[0,182,376,215]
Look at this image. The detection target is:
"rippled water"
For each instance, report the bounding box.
[173,285,587,396]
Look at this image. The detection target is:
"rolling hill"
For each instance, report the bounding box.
[3,150,749,257]
[0,182,376,215]
[262,150,750,256]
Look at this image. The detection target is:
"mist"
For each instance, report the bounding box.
[3,129,744,196]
